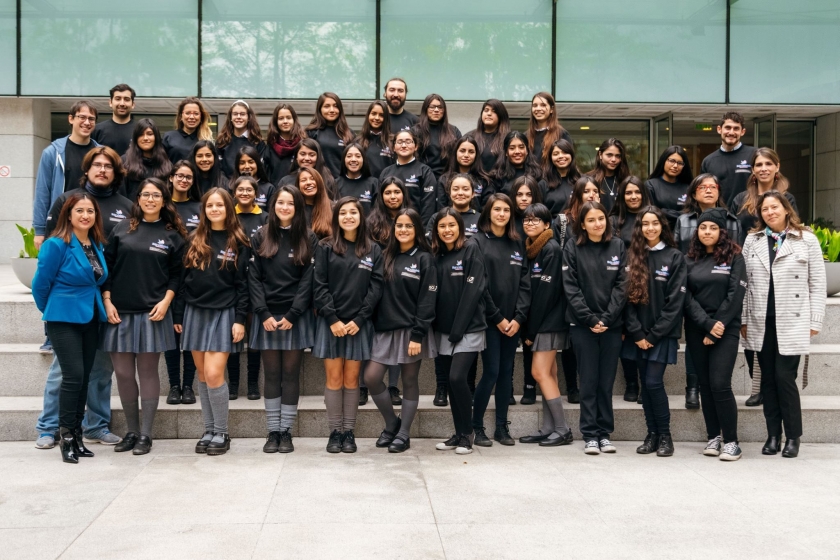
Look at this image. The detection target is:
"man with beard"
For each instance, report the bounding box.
[384,77,418,133]
[700,111,757,207]
[91,84,137,156]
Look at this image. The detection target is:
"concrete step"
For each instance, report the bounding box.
[3,395,839,443]
[3,343,840,398]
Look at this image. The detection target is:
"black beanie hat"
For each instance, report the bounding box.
[697,207,727,230]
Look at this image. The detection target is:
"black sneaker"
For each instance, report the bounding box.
[277,430,294,453]
[508,395,516,406]
[623,382,639,403]
[389,386,402,405]
[247,384,261,400]
[181,385,196,404]
[636,433,659,454]
[358,387,369,406]
[494,423,515,446]
[474,427,492,447]
[455,434,473,455]
[326,430,343,453]
[228,391,239,401]
[520,385,537,405]
[263,431,281,453]
[341,430,357,453]
[433,385,448,407]
[166,386,182,405]
[567,388,580,404]
[436,434,459,450]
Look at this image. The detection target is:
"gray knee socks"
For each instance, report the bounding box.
[546,396,570,438]
[280,404,297,431]
[140,398,158,437]
[198,381,214,433]
[208,383,229,438]
[528,398,554,437]
[325,388,343,432]
[121,398,140,434]
[265,397,282,432]
[343,387,360,431]
[396,399,418,440]
[371,388,398,433]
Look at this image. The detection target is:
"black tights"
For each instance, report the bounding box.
[112,352,161,400]
[164,328,195,388]
[47,319,99,430]
[437,352,476,436]
[261,350,303,405]
[364,361,421,401]
[227,350,261,392]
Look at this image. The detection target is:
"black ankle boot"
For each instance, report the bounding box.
[59,428,78,464]
[656,434,674,457]
[762,435,782,455]
[520,385,537,405]
[73,427,94,458]
[636,432,659,454]
[685,374,700,409]
[782,438,800,458]
[623,382,639,403]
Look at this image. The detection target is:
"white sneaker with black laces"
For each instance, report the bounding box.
[584,440,601,455]
[704,435,722,457]
[719,441,742,461]
[599,438,616,453]
[454,435,473,455]
[436,434,459,451]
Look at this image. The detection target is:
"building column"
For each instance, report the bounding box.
[815,111,840,228]
[0,98,51,264]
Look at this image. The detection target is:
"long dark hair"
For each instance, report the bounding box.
[416,94,458,168]
[687,226,741,265]
[478,193,519,241]
[367,176,409,246]
[216,100,263,149]
[512,176,544,219]
[169,160,202,202]
[626,206,675,305]
[589,138,630,190]
[650,145,693,185]
[326,197,371,259]
[297,167,333,239]
[257,185,311,265]
[474,99,510,163]
[430,207,466,255]
[565,176,600,223]
[128,177,186,237]
[188,140,224,190]
[338,142,371,179]
[185,188,249,270]
[306,92,354,144]
[609,176,651,228]
[359,100,392,152]
[383,208,430,281]
[527,92,566,164]
[439,135,492,201]
[228,145,270,190]
[543,138,581,190]
[492,131,543,185]
[122,118,172,182]
[574,201,612,245]
[288,137,337,197]
[50,191,105,245]
[266,103,306,146]
[683,173,725,215]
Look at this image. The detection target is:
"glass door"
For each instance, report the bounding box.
[754,114,776,149]
[652,112,673,167]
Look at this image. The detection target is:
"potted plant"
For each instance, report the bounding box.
[811,225,840,296]
[10,224,39,290]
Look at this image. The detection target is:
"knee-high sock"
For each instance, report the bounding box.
[197,381,214,432]
[208,383,229,436]
[545,396,570,438]
[325,388,343,432]
[140,398,159,437]
[343,387,360,431]
[371,387,399,433]
[280,403,297,431]
[528,398,554,437]
[122,398,140,434]
[396,399,418,440]
[265,396,281,432]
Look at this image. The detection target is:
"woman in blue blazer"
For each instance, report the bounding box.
[32,191,109,464]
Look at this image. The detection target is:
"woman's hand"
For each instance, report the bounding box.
[740,325,747,339]
[263,317,278,332]
[174,324,182,334]
[105,300,121,324]
[277,318,293,331]
[710,321,725,338]
[345,321,360,336]
[703,337,715,345]
[330,321,347,337]
[496,318,510,334]
[525,339,533,346]
[635,339,653,350]
[505,320,520,337]
[590,321,607,334]
[408,341,421,356]
[149,299,170,322]
[811,329,819,337]
[232,323,245,343]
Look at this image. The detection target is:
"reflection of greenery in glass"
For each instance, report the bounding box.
[556,0,726,103]
[563,120,651,180]
[0,0,14,95]
[380,0,551,101]
[20,1,197,96]
[201,0,375,99]
[730,0,840,103]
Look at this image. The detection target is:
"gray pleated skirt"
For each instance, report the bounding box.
[100,310,176,353]
[531,331,570,352]
[249,310,315,351]
[435,331,486,356]
[181,304,245,353]
[313,315,373,361]
[370,328,438,365]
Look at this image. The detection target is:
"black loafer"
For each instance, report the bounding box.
[388,437,410,453]
[166,386,182,405]
[376,419,401,448]
[115,432,139,453]
[745,393,763,407]
[567,389,580,404]
[277,430,294,453]
[206,433,231,456]
[195,432,214,454]
[132,435,152,455]
[539,430,574,447]
[181,385,196,404]
[782,438,800,458]
[389,386,402,405]
[519,433,550,444]
[433,386,448,407]
[473,427,492,447]
[762,435,782,455]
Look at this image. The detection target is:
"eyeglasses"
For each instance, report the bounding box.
[666,159,685,167]
[698,184,719,192]
[139,192,163,200]
[395,140,414,146]
[235,188,256,194]
[73,115,96,123]
[90,162,114,171]
[523,218,544,226]
[395,223,415,230]
[428,105,444,112]
[174,173,194,182]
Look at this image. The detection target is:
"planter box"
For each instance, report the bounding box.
[827,262,840,296]
[10,257,37,290]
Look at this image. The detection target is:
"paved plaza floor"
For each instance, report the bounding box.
[1,438,838,559]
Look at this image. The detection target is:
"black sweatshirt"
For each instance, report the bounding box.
[599,176,619,215]
[646,177,689,232]
[373,246,438,342]
[266,146,295,186]
[700,144,757,206]
[249,181,275,211]
[674,210,742,254]
[174,230,250,324]
[102,219,185,313]
[218,135,269,178]
[525,237,567,340]
[236,208,268,239]
[610,212,638,248]
[313,240,383,326]
[543,177,574,217]
[248,228,317,323]
[562,237,627,329]
[389,110,418,133]
[730,190,798,245]
[473,130,501,174]
[46,187,133,237]
[494,169,548,199]
[624,245,687,345]
[307,126,353,179]
[121,156,169,201]
[174,200,201,232]
[434,241,487,340]
[531,128,573,166]
[379,158,437,226]
[364,134,395,179]
[435,172,493,211]
[684,252,747,338]
[196,170,225,195]
[91,118,134,156]
[336,175,379,214]
[417,123,461,178]
[424,208,479,238]
[472,231,530,326]
[162,129,199,164]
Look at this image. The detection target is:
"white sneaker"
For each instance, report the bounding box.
[454,435,473,455]
[584,440,601,455]
[436,434,459,451]
[704,436,723,456]
[599,438,616,453]
[720,441,742,461]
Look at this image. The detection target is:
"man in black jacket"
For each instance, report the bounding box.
[700,112,757,207]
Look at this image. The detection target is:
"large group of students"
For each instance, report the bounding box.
[30,79,826,464]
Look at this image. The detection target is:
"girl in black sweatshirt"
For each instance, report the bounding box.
[189,140,226,195]
[587,138,630,214]
[684,208,747,461]
[511,176,544,248]
[121,119,173,201]
[306,92,356,179]
[431,209,488,455]
[364,209,438,453]
[380,129,437,226]
[359,101,395,180]
[228,146,275,211]
[314,197,384,454]
[101,178,186,455]
[415,94,461,179]
[174,188,250,456]
[249,186,318,454]
[295,167,334,240]
[519,203,573,446]
[542,139,581,217]
[471,193,530,447]
[469,99,511,174]
[563,201,627,455]
[645,146,694,233]
[165,161,201,404]
[265,103,306,185]
[437,135,494,211]
[216,100,268,179]
[491,131,546,198]
[278,138,337,199]
[622,206,687,457]
[336,143,379,214]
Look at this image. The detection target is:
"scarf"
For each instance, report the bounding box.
[525,228,553,260]
[84,181,115,198]
[272,136,301,159]
[765,226,789,252]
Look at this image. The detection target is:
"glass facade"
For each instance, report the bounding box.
[0,0,14,95]
[730,0,840,104]
[380,0,551,101]
[201,0,376,99]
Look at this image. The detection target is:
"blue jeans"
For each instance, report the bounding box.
[35,350,113,437]
[473,327,518,429]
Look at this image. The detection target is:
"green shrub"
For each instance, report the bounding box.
[811,225,840,262]
[15,224,39,259]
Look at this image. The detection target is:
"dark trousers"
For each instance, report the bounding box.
[473,328,517,429]
[164,328,195,388]
[571,326,622,440]
[436,354,477,392]
[685,328,739,442]
[620,357,639,386]
[227,350,261,391]
[437,352,476,436]
[638,358,670,435]
[522,343,535,388]
[47,319,99,430]
[757,320,802,439]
